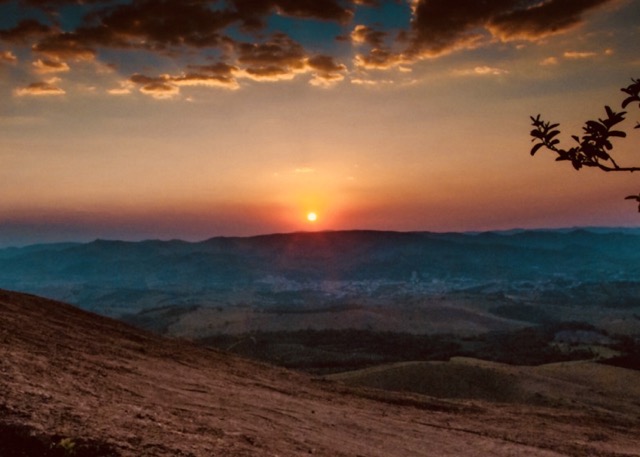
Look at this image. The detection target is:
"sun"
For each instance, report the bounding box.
[306,212,317,222]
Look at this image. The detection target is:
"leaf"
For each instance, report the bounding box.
[605,105,614,118]
[546,130,560,140]
[608,130,626,138]
[530,142,545,156]
[585,120,606,134]
[622,96,640,109]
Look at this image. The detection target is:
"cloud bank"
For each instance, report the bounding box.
[0,0,616,97]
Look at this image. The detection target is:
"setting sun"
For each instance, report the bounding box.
[307,212,317,222]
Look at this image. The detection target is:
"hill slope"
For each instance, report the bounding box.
[1,289,639,456]
[328,357,640,410]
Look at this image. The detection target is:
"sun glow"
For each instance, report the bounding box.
[307,212,317,222]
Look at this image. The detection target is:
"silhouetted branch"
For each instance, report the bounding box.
[530,78,640,211]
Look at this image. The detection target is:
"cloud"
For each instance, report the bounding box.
[354,48,405,69]
[454,65,509,76]
[351,25,387,48]
[234,33,345,85]
[405,0,614,60]
[350,23,405,70]
[350,76,395,86]
[14,80,65,96]
[138,81,180,99]
[88,0,234,49]
[33,33,97,61]
[107,80,134,95]
[129,62,241,97]
[488,0,611,42]
[236,33,308,80]
[172,73,240,90]
[104,32,334,88]
[541,56,559,66]
[0,19,51,44]
[32,58,70,73]
[230,0,354,30]
[563,50,598,59]
[0,50,16,64]
[129,74,178,98]
[307,55,346,85]
[0,0,621,95]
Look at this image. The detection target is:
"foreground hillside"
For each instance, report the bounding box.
[1,290,640,456]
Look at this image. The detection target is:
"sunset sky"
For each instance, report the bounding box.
[1,0,640,246]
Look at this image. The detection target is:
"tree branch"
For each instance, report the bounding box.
[530,78,640,210]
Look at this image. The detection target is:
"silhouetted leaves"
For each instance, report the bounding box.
[621,78,640,109]
[625,193,640,212]
[530,78,640,209]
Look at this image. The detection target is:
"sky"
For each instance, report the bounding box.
[1,0,640,246]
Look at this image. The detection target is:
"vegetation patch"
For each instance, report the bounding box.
[199,323,623,374]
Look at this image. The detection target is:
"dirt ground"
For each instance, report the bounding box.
[1,289,639,456]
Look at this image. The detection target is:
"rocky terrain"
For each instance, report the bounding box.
[2,289,640,456]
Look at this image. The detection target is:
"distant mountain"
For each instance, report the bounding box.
[0,229,639,318]
[2,289,640,456]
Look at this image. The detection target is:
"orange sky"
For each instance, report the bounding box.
[1,0,639,245]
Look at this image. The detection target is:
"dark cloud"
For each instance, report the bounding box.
[406,0,615,59]
[87,0,235,49]
[33,32,97,60]
[307,54,345,73]
[173,62,239,89]
[488,0,612,41]
[129,62,240,97]
[18,0,107,5]
[127,39,345,95]
[354,47,402,69]
[407,0,515,57]
[0,19,52,43]
[351,24,402,69]
[0,0,621,93]
[237,33,308,80]
[129,74,179,98]
[230,0,354,30]
[187,62,238,78]
[307,54,346,84]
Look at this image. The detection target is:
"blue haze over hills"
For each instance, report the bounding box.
[0,229,638,337]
